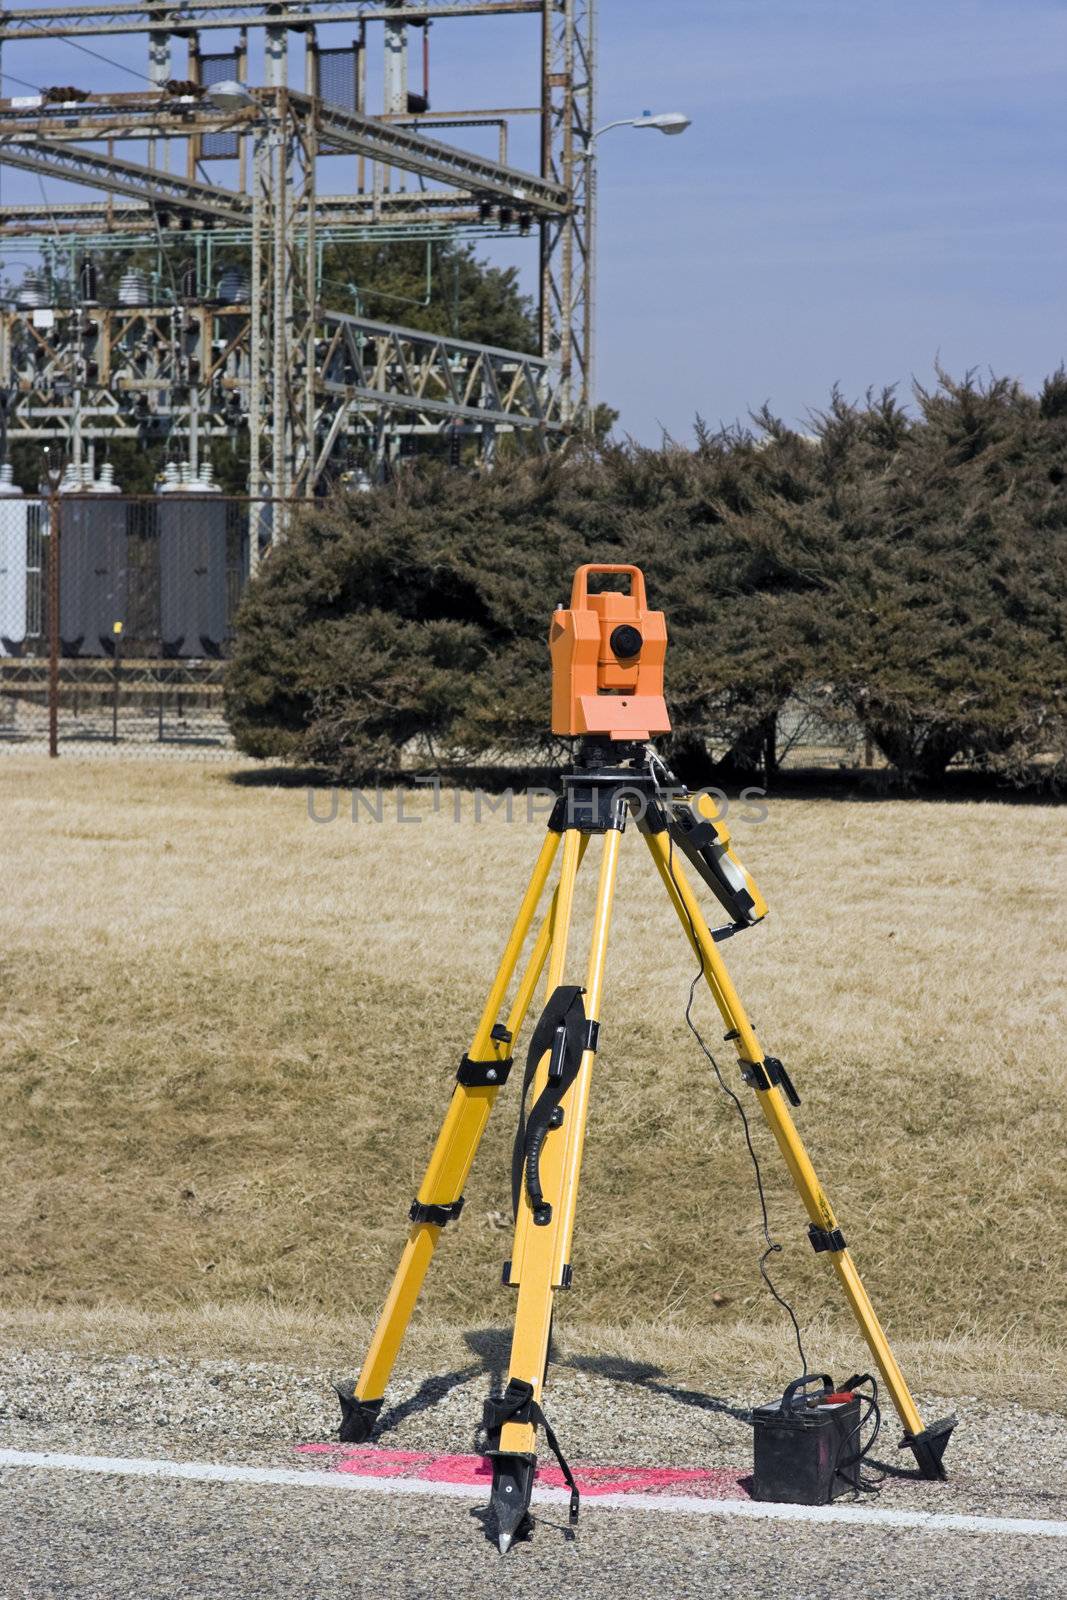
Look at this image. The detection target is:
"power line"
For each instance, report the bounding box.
[1,69,46,95]
[15,18,157,88]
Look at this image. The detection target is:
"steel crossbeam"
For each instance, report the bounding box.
[0,1,540,42]
[316,310,562,432]
[0,136,249,222]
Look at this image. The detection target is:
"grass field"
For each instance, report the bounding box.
[1,759,1064,1394]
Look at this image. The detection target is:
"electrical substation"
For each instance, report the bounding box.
[0,0,594,497]
[0,3,594,748]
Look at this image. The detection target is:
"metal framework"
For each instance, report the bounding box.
[0,0,595,497]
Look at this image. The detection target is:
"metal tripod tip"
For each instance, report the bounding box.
[488,1451,535,1554]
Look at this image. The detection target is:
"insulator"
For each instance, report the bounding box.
[78,257,98,305]
[117,269,150,307]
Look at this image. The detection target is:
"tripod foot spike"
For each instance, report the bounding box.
[336,1386,383,1443]
[488,1452,536,1554]
[900,1416,957,1480]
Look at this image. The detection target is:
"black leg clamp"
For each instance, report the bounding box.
[740,1055,801,1106]
[900,1416,957,1480]
[409,1196,464,1227]
[457,1055,514,1087]
[336,1385,383,1444]
[807,1222,847,1253]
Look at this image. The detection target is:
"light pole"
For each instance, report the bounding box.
[584,111,691,434]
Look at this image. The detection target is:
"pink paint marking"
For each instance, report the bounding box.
[295,1444,747,1500]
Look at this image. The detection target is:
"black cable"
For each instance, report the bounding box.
[658,784,809,1376]
[832,1373,885,1496]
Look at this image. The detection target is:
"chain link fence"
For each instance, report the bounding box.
[0,492,290,757]
[0,490,876,769]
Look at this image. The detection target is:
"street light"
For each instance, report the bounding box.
[633,111,691,135]
[596,111,692,139]
[584,110,691,430]
[204,80,255,113]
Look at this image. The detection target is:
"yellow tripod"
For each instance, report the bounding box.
[338,571,955,1551]
[338,751,955,1546]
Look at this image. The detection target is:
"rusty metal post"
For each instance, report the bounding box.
[47,486,60,758]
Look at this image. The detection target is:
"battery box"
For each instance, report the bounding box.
[752,1374,862,1505]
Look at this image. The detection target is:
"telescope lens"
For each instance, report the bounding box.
[610,624,643,659]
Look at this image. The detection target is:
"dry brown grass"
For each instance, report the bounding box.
[1,758,1064,1380]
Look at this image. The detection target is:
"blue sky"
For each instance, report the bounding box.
[2,0,1065,441]
[591,0,1067,439]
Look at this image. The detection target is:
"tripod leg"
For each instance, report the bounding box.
[490,823,623,1550]
[644,827,955,1480]
[340,828,569,1441]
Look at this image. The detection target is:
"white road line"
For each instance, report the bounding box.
[0,1449,1064,1539]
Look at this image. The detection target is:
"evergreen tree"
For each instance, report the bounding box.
[225,370,1067,789]
[832,372,1067,781]
[319,238,537,351]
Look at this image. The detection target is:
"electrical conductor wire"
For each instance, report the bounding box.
[651,752,808,1374]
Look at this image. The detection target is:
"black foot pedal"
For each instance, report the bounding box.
[900,1415,957,1479]
[336,1385,383,1444]
[487,1451,536,1553]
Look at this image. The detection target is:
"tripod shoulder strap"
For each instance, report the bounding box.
[511,985,596,1225]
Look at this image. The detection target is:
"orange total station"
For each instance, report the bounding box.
[550,564,671,741]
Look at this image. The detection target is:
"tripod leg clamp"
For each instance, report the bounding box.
[409,1196,465,1227]
[457,1054,514,1087]
[807,1222,847,1253]
[740,1055,801,1106]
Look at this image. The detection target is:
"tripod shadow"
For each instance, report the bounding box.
[376,1362,483,1435]
[563,1351,755,1427]
[368,1330,511,1443]
[860,1454,927,1483]
[460,1333,756,1432]
[462,1326,511,1396]
[369,1331,758,1455]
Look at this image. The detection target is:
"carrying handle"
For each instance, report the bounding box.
[781,1373,834,1411]
[570,563,648,611]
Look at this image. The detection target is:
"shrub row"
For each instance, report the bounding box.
[225,371,1067,785]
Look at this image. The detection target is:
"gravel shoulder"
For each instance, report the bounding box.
[2,1335,1065,1599]
[1,1342,1065,1517]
